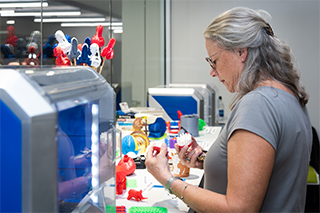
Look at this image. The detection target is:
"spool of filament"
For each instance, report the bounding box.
[180,114,199,137]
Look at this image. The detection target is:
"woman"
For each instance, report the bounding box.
[145,7,312,212]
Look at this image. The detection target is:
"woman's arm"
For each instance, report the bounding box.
[156,129,275,213]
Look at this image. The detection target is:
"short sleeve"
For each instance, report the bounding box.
[226,91,280,151]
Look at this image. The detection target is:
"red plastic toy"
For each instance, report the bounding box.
[177,132,193,149]
[6,26,18,47]
[153,146,169,157]
[53,46,70,66]
[127,189,147,201]
[116,166,127,195]
[166,120,181,134]
[101,38,116,60]
[177,110,183,120]
[99,38,116,74]
[178,140,193,149]
[91,25,105,48]
[117,155,136,176]
[25,46,40,65]
[77,43,83,51]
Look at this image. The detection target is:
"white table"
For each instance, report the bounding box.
[116,168,204,212]
[116,126,222,212]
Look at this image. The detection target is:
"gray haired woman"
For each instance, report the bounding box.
[146,7,312,212]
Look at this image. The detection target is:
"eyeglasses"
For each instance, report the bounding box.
[205,49,224,70]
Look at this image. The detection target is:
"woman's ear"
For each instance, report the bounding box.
[238,47,247,62]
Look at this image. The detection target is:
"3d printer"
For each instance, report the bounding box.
[0,66,116,212]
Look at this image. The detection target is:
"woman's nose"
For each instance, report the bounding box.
[210,68,218,77]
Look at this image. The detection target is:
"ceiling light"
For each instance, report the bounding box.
[34,17,106,23]
[0,2,48,8]
[6,20,15,24]
[61,22,122,27]
[109,27,123,31]
[0,10,14,14]
[113,30,123,34]
[42,11,81,16]
[1,11,81,17]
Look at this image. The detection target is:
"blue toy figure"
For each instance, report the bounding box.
[1,44,15,58]
[148,117,167,138]
[122,135,138,155]
[1,44,16,65]
[65,34,71,43]
[43,35,56,58]
[68,37,81,65]
[84,37,92,56]
[77,43,91,66]
[16,38,27,59]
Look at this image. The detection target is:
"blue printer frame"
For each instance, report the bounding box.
[147,86,204,121]
[168,83,216,126]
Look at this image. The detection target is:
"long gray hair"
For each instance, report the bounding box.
[204,7,308,109]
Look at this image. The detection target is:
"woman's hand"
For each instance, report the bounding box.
[145,143,173,186]
[175,137,204,169]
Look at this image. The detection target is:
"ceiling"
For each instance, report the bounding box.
[48,0,122,19]
[0,0,122,25]
[0,0,122,35]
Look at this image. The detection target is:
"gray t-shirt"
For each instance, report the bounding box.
[204,86,312,212]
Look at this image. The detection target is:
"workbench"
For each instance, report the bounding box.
[116,126,221,212]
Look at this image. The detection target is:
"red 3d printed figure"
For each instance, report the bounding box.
[127,189,147,201]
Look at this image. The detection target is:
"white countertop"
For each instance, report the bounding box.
[116,168,204,212]
[116,126,222,212]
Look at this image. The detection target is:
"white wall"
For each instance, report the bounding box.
[122,0,165,107]
[171,0,320,134]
